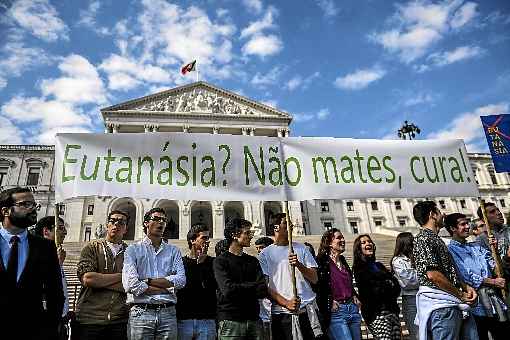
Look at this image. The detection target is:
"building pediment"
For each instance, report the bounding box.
[101,81,291,120]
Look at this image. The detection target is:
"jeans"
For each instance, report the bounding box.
[428,307,479,340]
[178,319,216,340]
[401,295,418,340]
[328,302,362,340]
[218,320,262,340]
[129,305,177,340]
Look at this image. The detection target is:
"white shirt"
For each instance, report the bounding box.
[122,236,186,304]
[259,243,317,314]
[391,255,419,296]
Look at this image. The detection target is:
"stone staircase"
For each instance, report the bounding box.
[62,234,408,339]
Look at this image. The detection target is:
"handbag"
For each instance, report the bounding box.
[478,286,509,322]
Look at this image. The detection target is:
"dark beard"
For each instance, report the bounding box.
[8,210,37,229]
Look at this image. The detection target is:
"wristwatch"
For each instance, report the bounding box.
[145,278,152,285]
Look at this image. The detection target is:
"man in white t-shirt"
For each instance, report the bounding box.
[259,213,320,340]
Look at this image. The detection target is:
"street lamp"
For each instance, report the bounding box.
[397,120,421,140]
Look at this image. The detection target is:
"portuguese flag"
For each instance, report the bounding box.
[181,60,196,75]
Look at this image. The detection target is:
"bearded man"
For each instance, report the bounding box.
[0,187,64,340]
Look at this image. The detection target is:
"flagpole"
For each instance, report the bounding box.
[284,201,298,299]
[479,198,507,298]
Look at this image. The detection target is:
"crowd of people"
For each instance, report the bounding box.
[2,186,510,340]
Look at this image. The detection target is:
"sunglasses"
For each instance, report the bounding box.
[108,218,127,226]
[149,216,167,224]
[13,201,41,211]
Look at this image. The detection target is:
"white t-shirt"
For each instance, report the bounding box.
[259,243,317,314]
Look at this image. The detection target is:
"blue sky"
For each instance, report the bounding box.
[0,0,509,151]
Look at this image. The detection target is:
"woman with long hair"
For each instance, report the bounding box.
[391,232,419,340]
[352,234,401,340]
[316,228,361,340]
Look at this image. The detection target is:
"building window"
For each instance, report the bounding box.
[349,221,358,234]
[460,199,467,209]
[375,220,382,227]
[87,204,94,215]
[471,164,478,184]
[26,167,40,186]
[324,222,332,230]
[346,201,354,211]
[371,201,378,211]
[398,219,406,227]
[0,167,8,186]
[500,199,506,208]
[320,202,330,212]
[487,165,498,185]
[394,200,401,210]
[439,200,446,209]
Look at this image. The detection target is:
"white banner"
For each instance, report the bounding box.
[55,133,479,202]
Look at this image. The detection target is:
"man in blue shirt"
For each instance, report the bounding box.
[446,213,510,340]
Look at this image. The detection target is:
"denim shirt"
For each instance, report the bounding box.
[448,239,495,316]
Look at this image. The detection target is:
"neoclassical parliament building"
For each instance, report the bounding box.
[1,82,508,242]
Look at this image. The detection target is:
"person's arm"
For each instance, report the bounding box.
[122,245,149,296]
[289,246,318,284]
[213,256,258,300]
[392,257,419,289]
[426,270,476,304]
[267,284,300,312]
[76,243,123,290]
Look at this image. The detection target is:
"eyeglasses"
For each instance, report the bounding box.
[150,216,167,224]
[108,218,127,226]
[13,201,41,211]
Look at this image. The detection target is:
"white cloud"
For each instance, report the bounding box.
[0,77,6,90]
[40,54,107,104]
[403,92,437,107]
[78,0,110,36]
[0,117,23,144]
[317,108,330,120]
[137,0,236,69]
[242,0,263,15]
[242,34,283,57]
[316,0,339,18]
[293,113,315,122]
[261,100,278,108]
[428,45,485,66]
[428,103,509,151]
[371,1,478,63]
[251,66,283,87]
[451,2,478,29]
[0,39,53,88]
[334,67,386,90]
[240,6,283,58]
[285,72,320,91]
[9,0,69,42]
[100,54,173,91]
[240,7,277,39]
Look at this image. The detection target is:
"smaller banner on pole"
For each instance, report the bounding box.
[481,114,510,173]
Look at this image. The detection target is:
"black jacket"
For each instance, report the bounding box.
[352,260,400,323]
[316,253,357,329]
[0,233,64,340]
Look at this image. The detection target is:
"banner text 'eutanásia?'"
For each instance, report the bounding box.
[55,133,479,202]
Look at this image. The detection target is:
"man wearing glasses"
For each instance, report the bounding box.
[75,209,129,340]
[122,207,186,340]
[0,187,64,340]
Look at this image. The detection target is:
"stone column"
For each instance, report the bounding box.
[242,127,248,136]
[183,125,190,133]
[212,202,224,239]
[277,128,283,137]
[144,124,151,133]
[112,124,119,133]
[152,125,159,132]
[250,128,256,136]
[180,200,191,240]
[213,126,219,134]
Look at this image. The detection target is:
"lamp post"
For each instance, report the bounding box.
[397,120,421,140]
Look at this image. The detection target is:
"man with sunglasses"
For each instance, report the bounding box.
[75,209,129,340]
[122,207,186,340]
[0,187,64,340]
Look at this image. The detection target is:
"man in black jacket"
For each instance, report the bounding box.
[213,218,267,340]
[0,187,64,340]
